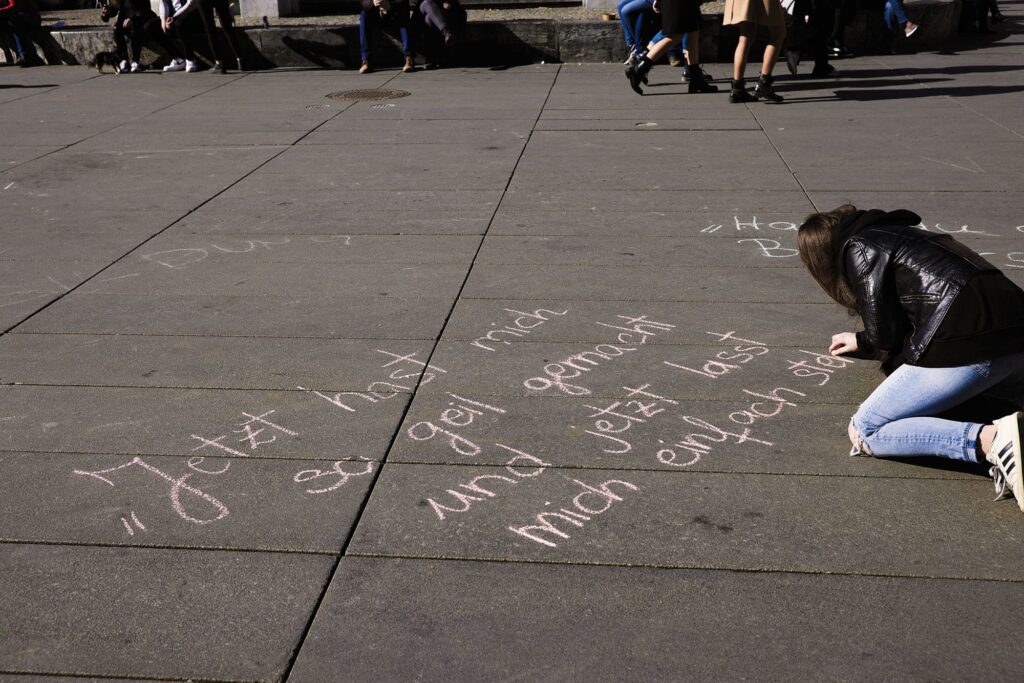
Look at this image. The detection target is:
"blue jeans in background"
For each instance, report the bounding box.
[884,0,911,30]
[851,351,1024,462]
[618,0,655,51]
[360,7,411,61]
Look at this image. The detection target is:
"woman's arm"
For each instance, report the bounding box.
[847,239,901,358]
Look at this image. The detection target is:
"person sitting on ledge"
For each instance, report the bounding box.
[414,0,465,69]
[1,0,41,67]
[797,204,1024,512]
[359,0,415,74]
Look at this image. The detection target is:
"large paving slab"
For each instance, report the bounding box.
[291,557,1024,681]
[0,544,333,680]
[349,464,1022,579]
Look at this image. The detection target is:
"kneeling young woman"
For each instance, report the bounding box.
[797,205,1024,511]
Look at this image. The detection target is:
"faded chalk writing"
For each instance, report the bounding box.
[140,236,352,269]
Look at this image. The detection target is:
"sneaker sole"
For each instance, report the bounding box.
[995,412,1024,511]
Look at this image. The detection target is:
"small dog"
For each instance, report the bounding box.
[88,50,122,73]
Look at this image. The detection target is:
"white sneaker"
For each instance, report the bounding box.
[117,59,129,74]
[904,21,920,38]
[988,412,1024,511]
[130,61,143,73]
[163,58,186,72]
[185,60,199,73]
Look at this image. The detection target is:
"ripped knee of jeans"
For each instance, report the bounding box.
[848,419,873,457]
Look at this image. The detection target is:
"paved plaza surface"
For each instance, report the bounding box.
[2,10,1024,681]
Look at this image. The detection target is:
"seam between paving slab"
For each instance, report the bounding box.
[336,552,1024,585]
[0,667,252,683]
[0,75,246,177]
[276,65,567,682]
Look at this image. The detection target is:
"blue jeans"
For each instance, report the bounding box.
[360,8,411,61]
[851,352,1024,462]
[618,0,655,50]
[884,0,910,30]
[650,29,689,52]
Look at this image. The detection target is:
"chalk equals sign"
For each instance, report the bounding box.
[120,512,146,537]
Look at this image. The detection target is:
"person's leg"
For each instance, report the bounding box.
[888,0,913,30]
[360,9,375,63]
[129,19,147,66]
[212,0,242,67]
[728,22,758,101]
[830,0,856,52]
[761,23,784,76]
[176,15,199,64]
[397,5,412,57]
[113,20,129,64]
[850,354,1024,461]
[618,0,645,50]
[420,0,448,33]
[146,16,183,62]
[195,0,224,70]
[732,21,752,81]
[624,34,682,93]
[752,23,785,101]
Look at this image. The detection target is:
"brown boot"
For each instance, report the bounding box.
[403,56,415,73]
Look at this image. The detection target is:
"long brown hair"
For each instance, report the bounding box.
[797,204,860,314]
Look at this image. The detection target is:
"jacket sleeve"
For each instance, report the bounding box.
[846,239,902,360]
[172,0,198,19]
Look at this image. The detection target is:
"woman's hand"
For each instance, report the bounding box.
[829,332,858,356]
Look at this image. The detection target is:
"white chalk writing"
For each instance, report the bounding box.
[508,477,639,548]
[470,307,569,352]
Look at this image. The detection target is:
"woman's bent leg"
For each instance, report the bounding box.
[851,356,1024,461]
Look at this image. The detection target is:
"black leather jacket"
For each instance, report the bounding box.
[841,216,998,365]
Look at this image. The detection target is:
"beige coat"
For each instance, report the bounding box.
[723,0,786,28]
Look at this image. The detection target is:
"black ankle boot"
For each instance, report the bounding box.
[754,74,783,103]
[729,78,756,103]
[625,56,653,95]
[687,65,719,93]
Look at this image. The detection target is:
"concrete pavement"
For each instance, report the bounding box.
[1,12,1023,680]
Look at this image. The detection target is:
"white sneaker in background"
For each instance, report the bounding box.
[163,58,186,72]
[185,60,199,73]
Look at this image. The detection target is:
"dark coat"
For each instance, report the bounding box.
[840,211,1014,366]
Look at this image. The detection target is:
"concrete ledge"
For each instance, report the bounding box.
[20,0,961,69]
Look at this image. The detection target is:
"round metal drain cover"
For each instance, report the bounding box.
[326,88,411,101]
